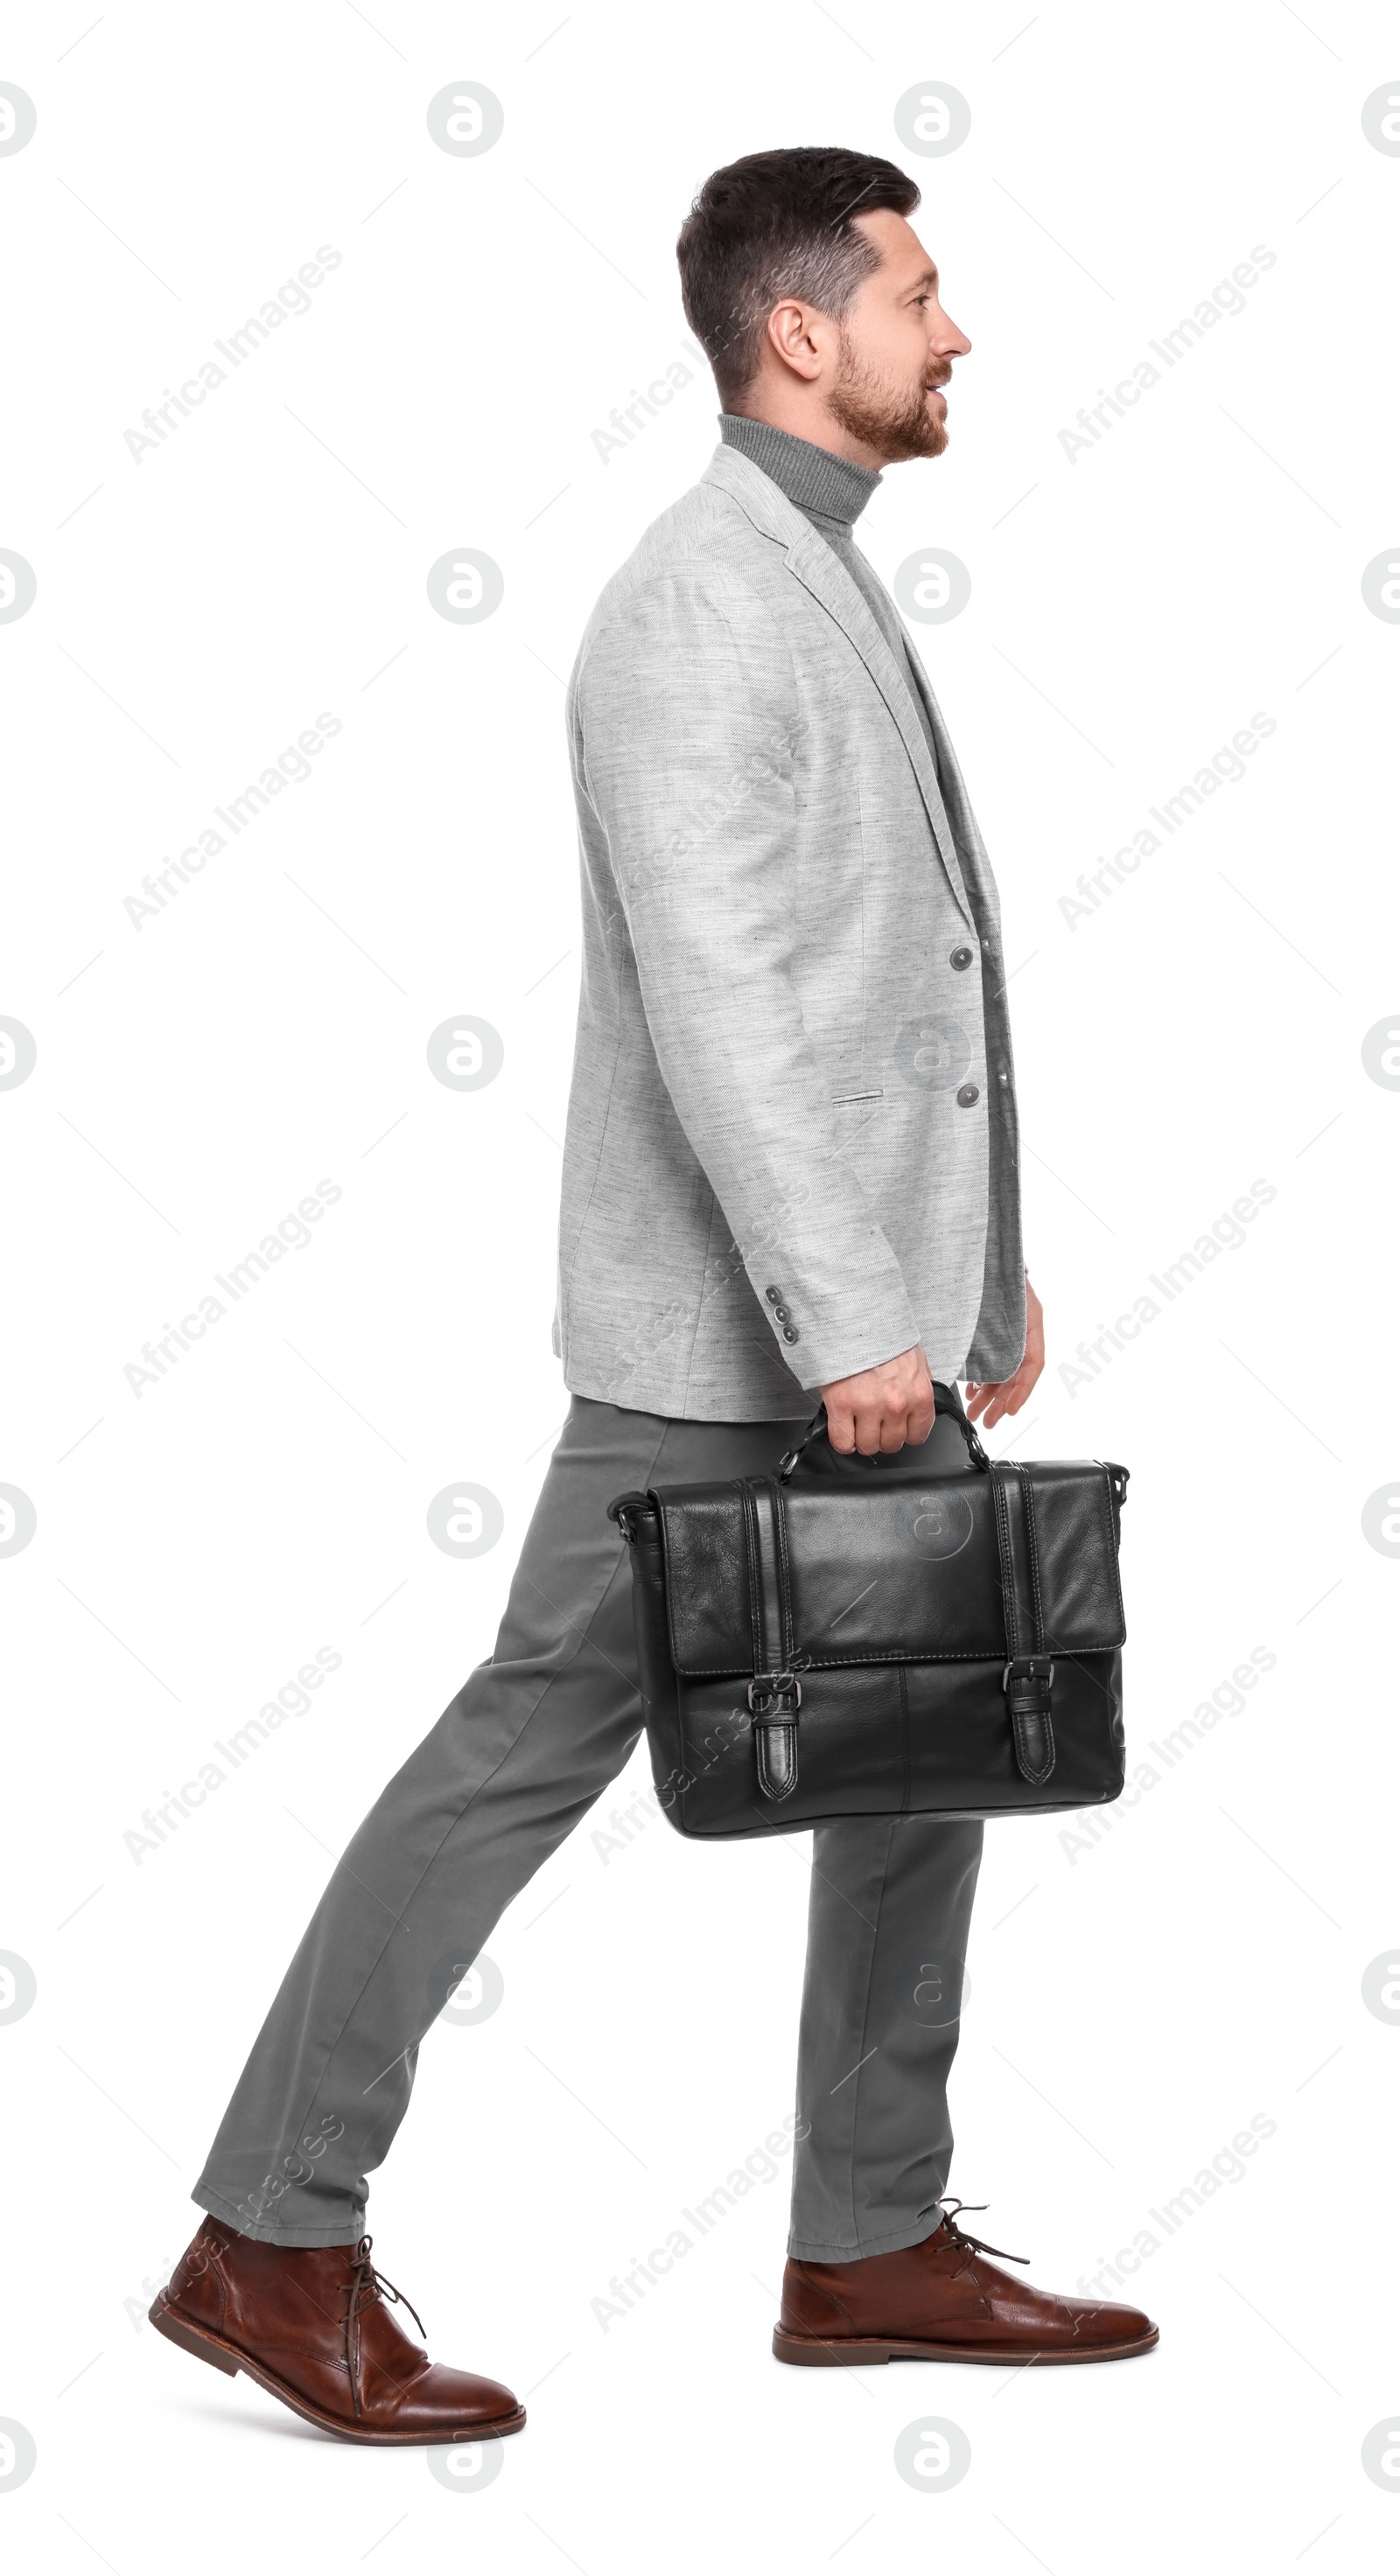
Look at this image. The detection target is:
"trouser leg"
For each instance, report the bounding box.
[787,1812,984,2259]
[787,1398,985,2259]
[192,1393,809,2244]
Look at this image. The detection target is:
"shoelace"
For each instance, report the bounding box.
[934,2197,1029,2267]
[340,2236,426,2415]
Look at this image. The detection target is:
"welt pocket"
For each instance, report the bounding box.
[830,1089,884,1106]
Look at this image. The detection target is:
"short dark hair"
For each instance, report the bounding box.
[676,147,920,405]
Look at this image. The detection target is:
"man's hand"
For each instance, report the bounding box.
[821,1344,936,1456]
[965,1275,1045,1430]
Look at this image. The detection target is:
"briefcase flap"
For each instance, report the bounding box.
[648,1460,1125,1675]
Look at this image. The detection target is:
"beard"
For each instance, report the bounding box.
[828,327,948,462]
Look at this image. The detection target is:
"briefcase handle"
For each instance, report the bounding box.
[777,1392,990,1482]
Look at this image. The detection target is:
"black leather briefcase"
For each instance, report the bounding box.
[607,1395,1129,1840]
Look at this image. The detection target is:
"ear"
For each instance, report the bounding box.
[764,297,826,384]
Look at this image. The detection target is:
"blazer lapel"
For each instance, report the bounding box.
[785,529,974,929]
[901,646,999,930]
[702,447,975,931]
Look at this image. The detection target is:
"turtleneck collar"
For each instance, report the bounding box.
[718,414,882,528]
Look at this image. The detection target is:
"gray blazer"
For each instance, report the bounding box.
[553,443,1025,1421]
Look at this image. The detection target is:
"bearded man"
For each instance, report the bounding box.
[150,146,1152,2452]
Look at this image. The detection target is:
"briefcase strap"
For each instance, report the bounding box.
[739,1475,802,1804]
[991,1462,1056,1787]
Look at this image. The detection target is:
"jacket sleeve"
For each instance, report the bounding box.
[571,557,920,1389]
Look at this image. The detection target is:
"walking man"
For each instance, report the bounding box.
[151,145,1156,2446]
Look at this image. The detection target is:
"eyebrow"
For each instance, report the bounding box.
[906,265,940,295]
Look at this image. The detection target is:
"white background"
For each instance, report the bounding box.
[3,1,1398,2567]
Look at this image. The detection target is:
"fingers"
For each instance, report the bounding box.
[838,1397,925,1456]
[906,1382,936,1445]
[821,1346,935,1457]
[852,1399,890,1456]
[867,1395,934,1456]
[967,1351,1044,1431]
[966,1376,1011,1428]
[977,1368,1032,1428]
[825,1400,857,1454]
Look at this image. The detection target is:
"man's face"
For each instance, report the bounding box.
[829,209,971,463]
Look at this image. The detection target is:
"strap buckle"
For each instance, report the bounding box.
[1002,1655,1056,1785]
[1002,1655,1054,1701]
[747,1672,802,1720]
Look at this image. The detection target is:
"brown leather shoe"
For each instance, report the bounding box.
[150,2221,525,2443]
[774,2201,1158,2368]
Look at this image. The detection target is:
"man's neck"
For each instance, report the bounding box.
[718,414,881,528]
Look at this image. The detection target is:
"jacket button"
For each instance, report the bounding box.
[782,1325,800,1344]
[764,1286,780,1304]
[774,1303,790,1320]
[956,1083,980,1107]
[950,946,973,971]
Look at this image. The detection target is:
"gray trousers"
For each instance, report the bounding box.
[193,1395,982,2262]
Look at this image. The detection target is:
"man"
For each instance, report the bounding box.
[150,146,1155,2447]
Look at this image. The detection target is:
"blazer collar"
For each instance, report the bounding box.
[702,446,973,929]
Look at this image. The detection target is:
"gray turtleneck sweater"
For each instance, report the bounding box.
[718,413,941,783]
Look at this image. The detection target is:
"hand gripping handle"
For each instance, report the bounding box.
[776,1393,989,1481]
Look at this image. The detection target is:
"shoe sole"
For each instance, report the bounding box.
[773,2324,1159,2368]
[149,2295,527,2444]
